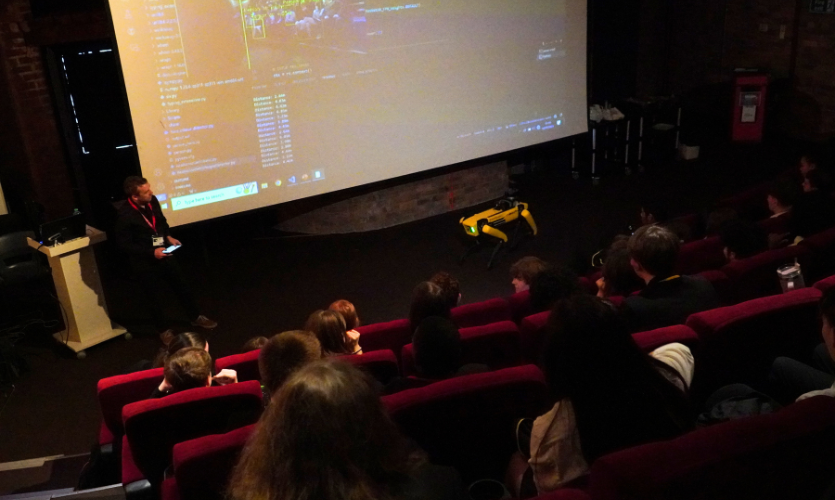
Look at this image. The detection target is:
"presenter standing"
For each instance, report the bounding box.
[114,176,217,344]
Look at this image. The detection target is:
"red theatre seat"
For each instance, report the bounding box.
[97,367,165,449]
[589,396,835,500]
[400,321,522,376]
[720,245,810,303]
[519,310,550,363]
[340,349,400,385]
[531,490,591,500]
[632,324,700,353]
[451,297,512,329]
[685,287,823,402]
[814,274,835,293]
[121,380,263,490]
[382,365,549,483]
[799,226,835,283]
[355,318,412,359]
[214,349,261,383]
[675,236,726,276]
[507,290,533,324]
[166,425,256,500]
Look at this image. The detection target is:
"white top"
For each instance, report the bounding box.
[796,381,835,402]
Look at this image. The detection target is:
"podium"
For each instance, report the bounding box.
[28,226,127,358]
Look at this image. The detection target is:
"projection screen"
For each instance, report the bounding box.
[108,0,588,226]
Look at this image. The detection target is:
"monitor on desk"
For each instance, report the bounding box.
[39,212,87,245]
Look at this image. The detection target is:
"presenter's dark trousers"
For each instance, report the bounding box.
[131,256,200,331]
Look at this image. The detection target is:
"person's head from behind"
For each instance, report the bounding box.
[228,360,412,500]
[598,249,642,297]
[413,316,462,379]
[123,175,152,205]
[510,256,551,293]
[153,331,207,368]
[800,154,818,177]
[305,310,349,356]
[640,203,668,226]
[328,299,360,330]
[429,271,461,308]
[704,208,739,236]
[409,281,452,332]
[719,220,768,262]
[529,265,581,313]
[164,347,213,393]
[543,295,691,461]
[259,330,321,397]
[803,168,833,193]
[820,288,835,361]
[242,336,268,353]
[628,225,680,283]
[766,179,799,215]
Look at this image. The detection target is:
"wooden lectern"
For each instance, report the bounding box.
[28,226,127,358]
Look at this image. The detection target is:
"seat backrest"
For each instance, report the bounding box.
[400,321,521,376]
[0,230,43,283]
[799,226,835,283]
[696,269,732,305]
[632,324,700,353]
[720,245,811,303]
[685,287,823,401]
[340,349,400,385]
[507,290,533,324]
[531,490,591,500]
[355,318,412,358]
[451,298,512,329]
[814,274,835,293]
[589,396,835,500]
[382,365,550,483]
[519,311,550,363]
[214,349,261,383]
[98,367,165,439]
[122,380,263,485]
[674,236,725,275]
[171,424,256,500]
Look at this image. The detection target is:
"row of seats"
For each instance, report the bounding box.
[156,367,835,500]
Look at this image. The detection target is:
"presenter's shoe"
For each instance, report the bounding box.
[191,315,218,329]
[160,329,175,346]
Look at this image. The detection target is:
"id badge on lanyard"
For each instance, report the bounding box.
[129,198,162,246]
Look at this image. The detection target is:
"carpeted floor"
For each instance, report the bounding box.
[0,141,797,468]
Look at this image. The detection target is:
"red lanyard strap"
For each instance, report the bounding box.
[128,198,157,233]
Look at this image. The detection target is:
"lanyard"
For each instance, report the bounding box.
[660,275,681,283]
[128,198,157,233]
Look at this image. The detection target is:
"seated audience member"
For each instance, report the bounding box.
[242,336,268,353]
[792,168,835,240]
[228,361,464,500]
[510,256,552,294]
[529,265,581,313]
[409,281,452,333]
[799,153,818,179]
[259,330,321,401]
[329,299,362,354]
[704,208,739,237]
[516,295,693,495]
[305,309,360,356]
[151,331,208,369]
[152,347,238,398]
[596,248,643,299]
[766,179,798,219]
[413,316,487,380]
[429,271,462,309]
[718,220,768,262]
[622,225,718,332]
[639,204,691,242]
[769,287,835,404]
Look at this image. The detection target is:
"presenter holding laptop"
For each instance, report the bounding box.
[114,176,217,344]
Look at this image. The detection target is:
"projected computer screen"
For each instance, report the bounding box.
[108,0,588,226]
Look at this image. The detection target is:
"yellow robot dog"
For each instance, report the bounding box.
[459,197,537,269]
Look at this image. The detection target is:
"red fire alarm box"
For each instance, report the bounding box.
[732,73,768,142]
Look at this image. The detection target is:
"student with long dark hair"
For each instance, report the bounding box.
[409,281,452,333]
[228,360,463,500]
[305,309,357,356]
[522,295,694,493]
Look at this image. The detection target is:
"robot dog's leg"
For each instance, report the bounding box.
[459,238,481,264]
[487,240,504,270]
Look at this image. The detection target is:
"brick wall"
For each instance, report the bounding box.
[278,162,509,234]
[795,10,835,136]
[0,0,74,218]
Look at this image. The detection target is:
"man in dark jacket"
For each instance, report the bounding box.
[114,176,216,343]
[622,225,718,332]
